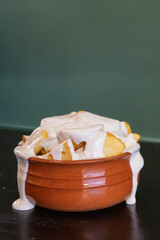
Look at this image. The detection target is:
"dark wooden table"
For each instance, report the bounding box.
[0,128,160,240]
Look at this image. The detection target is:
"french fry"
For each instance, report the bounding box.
[103,132,125,157]
[62,142,72,160]
[72,140,86,151]
[124,122,132,134]
[133,133,141,142]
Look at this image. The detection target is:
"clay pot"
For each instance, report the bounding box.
[26,152,132,212]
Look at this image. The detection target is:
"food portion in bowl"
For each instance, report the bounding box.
[12,111,144,211]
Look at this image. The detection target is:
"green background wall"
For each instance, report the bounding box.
[0,1,160,141]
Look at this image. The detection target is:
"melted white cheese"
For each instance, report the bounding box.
[13,111,144,210]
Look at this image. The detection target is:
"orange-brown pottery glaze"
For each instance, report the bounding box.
[26,153,133,211]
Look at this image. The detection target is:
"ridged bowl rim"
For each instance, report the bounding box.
[29,152,131,165]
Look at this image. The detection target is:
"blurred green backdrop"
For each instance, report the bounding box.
[0,0,160,141]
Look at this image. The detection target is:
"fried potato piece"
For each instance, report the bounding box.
[34,130,48,155]
[41,148,47,155]
[42,130,48,138]
[47,154,53,160]
[62,142,72,160]
[77,142,86,151]
[133,133,141,142]
[22,135,27,143]
[34,146,47,155]
[34,145,43,155]
[124,122,132,134]
[103,132,125,157]
[71,140,86,151]
[74,110,84,116]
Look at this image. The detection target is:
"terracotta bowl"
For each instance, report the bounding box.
[26,152,133,212]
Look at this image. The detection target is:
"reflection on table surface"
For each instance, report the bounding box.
[14,203,145,240]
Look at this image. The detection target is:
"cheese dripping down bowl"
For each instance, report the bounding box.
[12,111,144,212]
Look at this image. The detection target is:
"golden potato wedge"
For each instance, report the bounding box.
[74,110,84,116]
[41,148,47,155]
[133,133,141,142]
[71,140,86,151]
[77,141,86,151]
[34,145,43,155]
[42,130,48,138]
[22,135,27,143]
[47,154,53,160]
[103,132,125,157]
[34,145,47,155]
[124,121,132,134]
[71,140,77,149]
[62,142,72,160]
[34,130,48,155]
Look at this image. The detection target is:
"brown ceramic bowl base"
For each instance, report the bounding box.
[26,153,133,212]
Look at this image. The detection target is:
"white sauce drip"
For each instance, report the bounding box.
[12,147,35,210]
[13,111,144,210]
